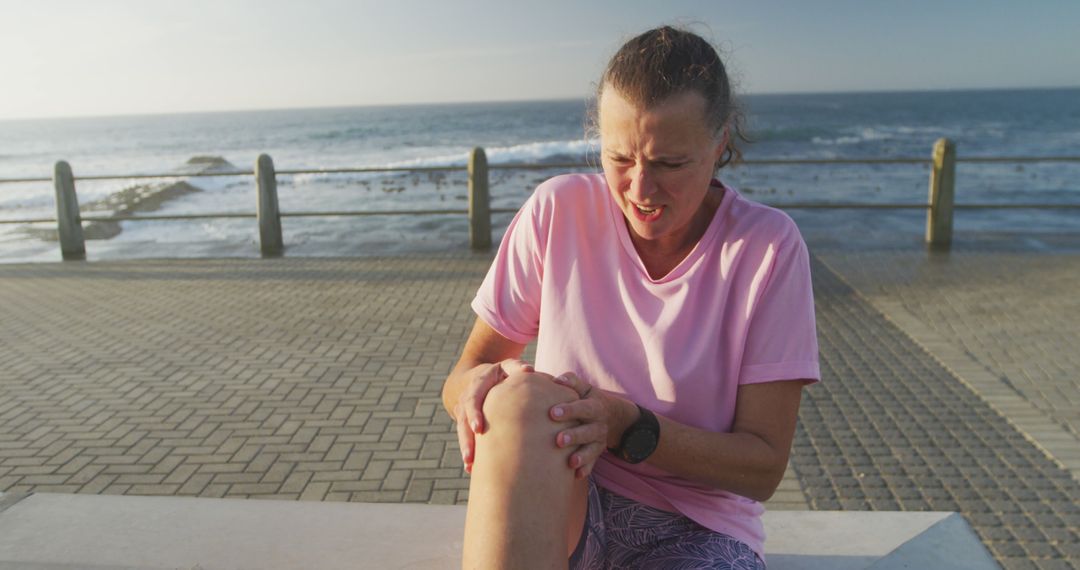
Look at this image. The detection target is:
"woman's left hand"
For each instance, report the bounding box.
[549,372,631,479]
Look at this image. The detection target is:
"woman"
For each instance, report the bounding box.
[441,26,819,569]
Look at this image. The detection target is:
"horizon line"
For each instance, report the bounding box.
[3,84,1078,123]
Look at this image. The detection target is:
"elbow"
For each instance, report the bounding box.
[725,465,785,503]
[741,480,774,503]
[742,434,791,502]
[746,455,789,502]
[750,478,782,503]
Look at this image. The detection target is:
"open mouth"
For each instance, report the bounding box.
[631,203,664,222]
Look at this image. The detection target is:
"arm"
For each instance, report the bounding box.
[553,377,807,502]
[646,379,805,501]
[442,317,530,471]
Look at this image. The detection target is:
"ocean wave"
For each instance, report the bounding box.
[289,139,598,184]
[486,139,596,164]
[749,127,832,143]
[308,127,378,141]
[810,125,956,146]
[1,155,237,210]
[370,139,596,168]
[812,127,895,146]
[390,139,596,168]
[892,125,946,135]
[811,135,864,146]
[0,195,56,210]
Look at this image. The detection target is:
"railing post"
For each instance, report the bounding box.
[926,138,956,250]
[256,154,283,257]
[53,160,86,260]
[468,147,491,249]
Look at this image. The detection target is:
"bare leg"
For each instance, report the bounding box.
[462,372,589,569]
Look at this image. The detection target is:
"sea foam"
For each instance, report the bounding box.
[289,139,598,185]
[382,138,598,169]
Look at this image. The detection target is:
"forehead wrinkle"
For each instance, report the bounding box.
[599,112,681,159]
[600,90,709,159]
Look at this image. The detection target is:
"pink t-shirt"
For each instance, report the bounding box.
[471,173,820,558]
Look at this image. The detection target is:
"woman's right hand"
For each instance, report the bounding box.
[454,358,534,473]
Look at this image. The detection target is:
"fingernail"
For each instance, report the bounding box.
[552,406,564,418]
[554,375,568,384]
[471,420,480,432]
[570,455,580,467]
[560,434,571,446]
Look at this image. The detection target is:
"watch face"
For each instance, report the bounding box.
[624,429,659,463]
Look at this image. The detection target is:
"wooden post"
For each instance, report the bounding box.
[926,138,956,250]
[53,160,86,260]
[256,154,283,257]
[468,147,491,250]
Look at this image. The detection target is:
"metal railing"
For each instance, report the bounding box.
[1,138,1078,260]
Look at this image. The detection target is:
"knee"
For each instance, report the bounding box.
[482,371,578,431]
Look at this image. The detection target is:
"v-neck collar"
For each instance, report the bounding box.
[606,178,732,284]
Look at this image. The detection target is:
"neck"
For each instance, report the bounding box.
[630,184,722,278]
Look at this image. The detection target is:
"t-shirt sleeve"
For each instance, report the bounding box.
[470,192,547,345]
[738,225,821,386]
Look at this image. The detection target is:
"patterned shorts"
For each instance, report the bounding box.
[569,479,766,570]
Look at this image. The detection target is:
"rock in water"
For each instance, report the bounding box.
[179,156,240,174]
[24,156,239,242]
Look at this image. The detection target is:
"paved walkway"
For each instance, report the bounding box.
[798,254,1079,569]
[0,246,1078,568]
[0,256,483,505]
[815,248,1080,479]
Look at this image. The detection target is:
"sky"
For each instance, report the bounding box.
[1,0,1078,120]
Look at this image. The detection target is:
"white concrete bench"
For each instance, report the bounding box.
[0,491,997,569]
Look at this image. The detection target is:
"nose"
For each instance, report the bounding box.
[627,164,657,202]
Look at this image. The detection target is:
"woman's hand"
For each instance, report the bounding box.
[454,358,534,473]
[549,372,635,479]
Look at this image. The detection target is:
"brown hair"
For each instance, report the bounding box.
[595,26,748,169]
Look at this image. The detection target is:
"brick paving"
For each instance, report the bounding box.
[799,256,1080,569]
[815,248,1080,481]
[0,256,486,505]
[1,250,1078,567]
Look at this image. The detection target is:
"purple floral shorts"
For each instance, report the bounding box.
[569,479,766,570]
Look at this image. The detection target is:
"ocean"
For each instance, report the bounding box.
[1,88,1078,262]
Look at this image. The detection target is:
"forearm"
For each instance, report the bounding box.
[649,415,787,502]
[605,395,790,502]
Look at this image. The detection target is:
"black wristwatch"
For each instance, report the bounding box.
[608,404,660,464]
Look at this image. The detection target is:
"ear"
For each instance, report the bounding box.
[713,127,730,171]
[715,127,730,160]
